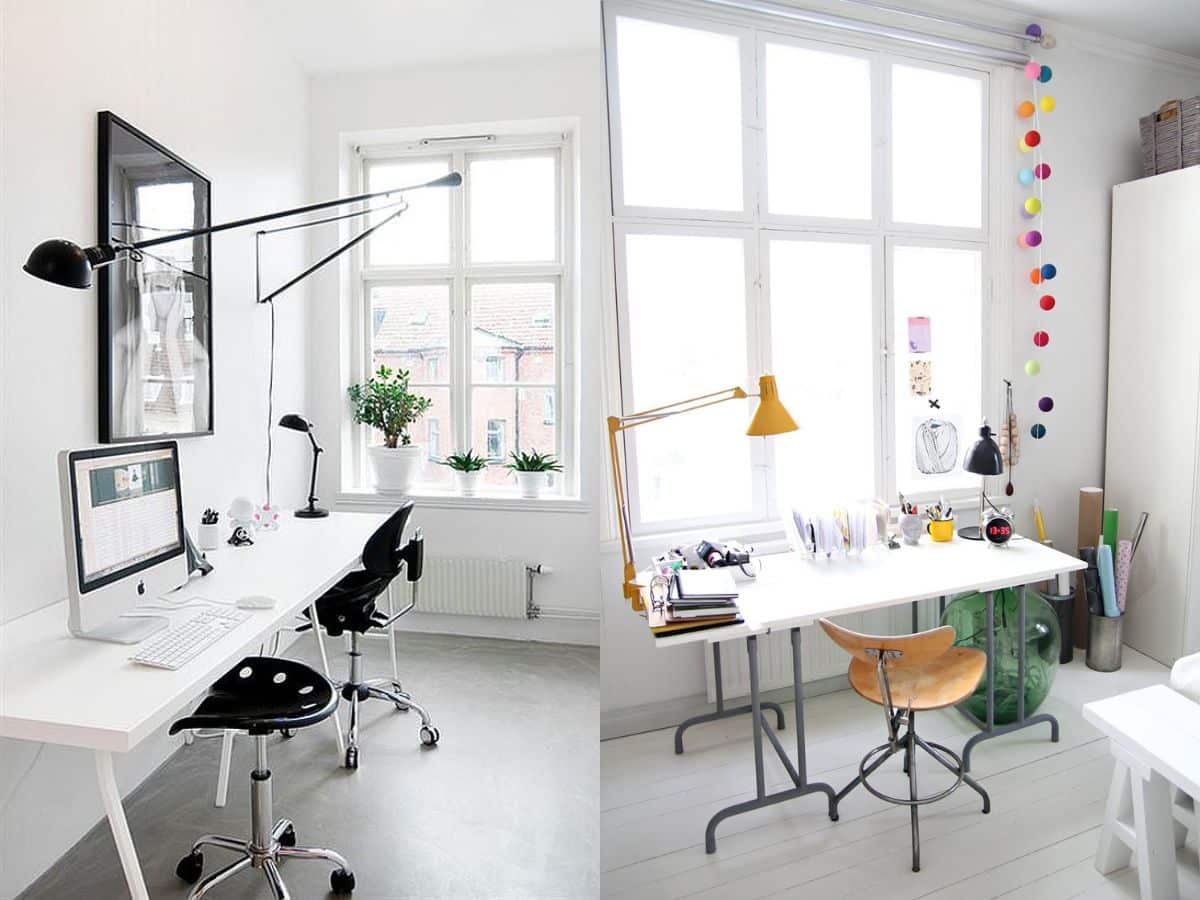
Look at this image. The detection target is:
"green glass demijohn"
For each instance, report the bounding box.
[939,587,1061,724]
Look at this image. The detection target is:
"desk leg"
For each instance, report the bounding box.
[94,750,149,900]
[674,641,785,755]
[704,629,837,854]
[308,601,345,756]
[960,584,1060,772]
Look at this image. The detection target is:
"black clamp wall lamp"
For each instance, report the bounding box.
[22,171,463,293]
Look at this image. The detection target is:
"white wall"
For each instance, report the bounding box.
[599,5,1200,728]
[306,53,608,646]
[0,1,311,894]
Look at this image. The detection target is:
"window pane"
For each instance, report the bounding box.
[366,157,451,266]
[469,156,556,263]
[769,240,876,505]
[624,233,751,524]
[765,43,872,219]
[370,284,450,380]
[893,244,982,495]
[892,65,983,228]
[614,16,743,211]
[471,282,555,383]
[472,386,559,489]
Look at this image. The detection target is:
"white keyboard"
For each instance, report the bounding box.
[130,607,252,670]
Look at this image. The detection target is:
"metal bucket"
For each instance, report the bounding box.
[1086,613,1123,672]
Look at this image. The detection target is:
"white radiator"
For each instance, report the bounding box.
[704,604,912,701]
[394,557,532,619]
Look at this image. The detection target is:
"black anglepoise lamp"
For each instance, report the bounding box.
[959,418,1004,540]
[279,414,328,519]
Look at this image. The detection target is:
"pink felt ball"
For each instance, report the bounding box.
[1017,233,1029,248]
[1040,294,1055,311]
[1025,230,1042,247]
[1033,330,1049,347]
[1025,61,1040,80]
[1035,163,1052,180]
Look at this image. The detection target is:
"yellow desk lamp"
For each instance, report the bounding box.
[607,374,799,611]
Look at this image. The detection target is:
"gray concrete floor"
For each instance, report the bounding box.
[21,633,599,900]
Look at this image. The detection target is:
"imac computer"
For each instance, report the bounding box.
[58,441,189,643]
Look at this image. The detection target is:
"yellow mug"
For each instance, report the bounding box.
[928,519,955,542]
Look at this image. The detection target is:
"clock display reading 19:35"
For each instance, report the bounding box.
[984,516,1014,545]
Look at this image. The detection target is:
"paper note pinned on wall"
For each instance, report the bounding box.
[907,316,932,353]
[909,360,932,396]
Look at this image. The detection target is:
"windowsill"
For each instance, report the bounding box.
[335,488,591,514]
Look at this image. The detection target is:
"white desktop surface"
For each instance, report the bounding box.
[650,535,1085,648]
[0,511,386,753]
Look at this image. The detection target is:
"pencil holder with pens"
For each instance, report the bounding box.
[928,518,955,542]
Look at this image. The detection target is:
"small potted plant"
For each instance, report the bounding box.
[348,365,432,493]
[441,449,489,496]
[505,449,563,499]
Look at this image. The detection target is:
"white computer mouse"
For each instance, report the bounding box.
[237,594,277,610]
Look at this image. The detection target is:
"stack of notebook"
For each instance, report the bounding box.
[648,568,742,637]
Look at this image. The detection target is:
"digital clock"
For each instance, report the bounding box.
[983,514,1014,546]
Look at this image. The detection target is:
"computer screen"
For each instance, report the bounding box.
[68,443,184,591]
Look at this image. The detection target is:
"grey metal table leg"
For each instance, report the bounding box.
[911,599,919,633]
[704,628,836,854]
[960,583,1060,772]
[675,640,784,754]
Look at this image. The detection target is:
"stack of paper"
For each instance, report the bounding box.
[648,569,741,637]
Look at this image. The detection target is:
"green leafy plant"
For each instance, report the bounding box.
[441,449,489,473]
[505,449,563,473]
[347,365,432,448]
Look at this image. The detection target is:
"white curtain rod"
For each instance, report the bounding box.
[699,0,1034,66]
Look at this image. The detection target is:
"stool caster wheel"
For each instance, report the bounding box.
[419,725,440,746]
[280,728,295,739]
[176,850,203,884]
[330,867,356,894]
[280,824,296,847]
[345,746,359,769]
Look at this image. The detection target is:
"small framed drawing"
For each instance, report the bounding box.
[98,111,213,442]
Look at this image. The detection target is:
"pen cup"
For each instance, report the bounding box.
[899,513,924,545]
[198,522,220,551]
[928,519,955,542]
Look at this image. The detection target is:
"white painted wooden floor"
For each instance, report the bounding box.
[602,648,1200,899]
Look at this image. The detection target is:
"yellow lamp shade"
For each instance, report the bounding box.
[746,374,799,436]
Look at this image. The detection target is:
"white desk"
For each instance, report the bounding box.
[645,535,1086,852]
[0,511,385,899]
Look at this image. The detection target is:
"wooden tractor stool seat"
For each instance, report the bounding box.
[170,657,356,898]
[820,619,992,873]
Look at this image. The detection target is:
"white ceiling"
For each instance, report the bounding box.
[986,0,1200,58]
[256,0,602,74]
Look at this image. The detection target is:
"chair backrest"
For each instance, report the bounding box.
[361,502,415,578]
[819,618,955,670]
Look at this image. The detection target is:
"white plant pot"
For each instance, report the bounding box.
[368,444,424,494]
[455,469,484,496]
[515,470,547,499]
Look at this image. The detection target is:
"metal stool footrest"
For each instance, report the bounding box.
[858,738,966,807]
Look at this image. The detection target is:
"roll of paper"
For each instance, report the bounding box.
[1102,508,1119,551]
[1075,488,1104,647]
[1098,543,1119,617]
[1116,539,1133,612]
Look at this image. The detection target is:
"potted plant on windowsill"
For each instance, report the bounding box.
[441,449,489,496]
[505,449,563,499]
[348,365,432,494]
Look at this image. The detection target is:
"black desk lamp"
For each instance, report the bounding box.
[279,414,328,519]
[960,418,1004,540]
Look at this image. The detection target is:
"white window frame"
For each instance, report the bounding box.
[605,0,1004,537]
[346,127,577,499]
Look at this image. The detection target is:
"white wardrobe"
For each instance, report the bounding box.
[1105,166,1200,666]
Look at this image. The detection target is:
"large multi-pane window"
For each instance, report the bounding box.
[606,4,993,533]
[355,131,572,494]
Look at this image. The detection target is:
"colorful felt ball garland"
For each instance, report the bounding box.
[1018,31,1055,442]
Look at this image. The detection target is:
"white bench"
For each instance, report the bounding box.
[1083,685,1200,900]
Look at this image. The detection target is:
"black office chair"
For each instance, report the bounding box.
[300,501,438,769]
[170,657,356,898]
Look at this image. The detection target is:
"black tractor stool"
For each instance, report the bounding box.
[170,657,356,898]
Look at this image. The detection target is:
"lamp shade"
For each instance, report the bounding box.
[23,239,97,289]
[963,419,1004,475]
[278,413,313,433]
[746,375,799,437]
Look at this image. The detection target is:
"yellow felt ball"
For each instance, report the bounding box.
[1040,95,1056,113]
[1018,138,1031,152]
[1025,197,1042,215]
[1025,359,1041,376]
[1018,100,1036,118]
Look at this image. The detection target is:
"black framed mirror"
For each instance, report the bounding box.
[98,111,213,442]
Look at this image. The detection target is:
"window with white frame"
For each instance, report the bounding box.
[354,129,572,494]
[606,3,993,534]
